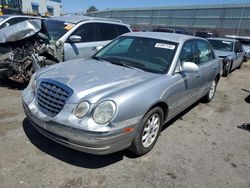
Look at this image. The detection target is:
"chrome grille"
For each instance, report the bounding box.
[36,80,73,117]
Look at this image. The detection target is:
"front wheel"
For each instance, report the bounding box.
[129,107,164,156]
[203,79,217,103]
[222,61,231,77]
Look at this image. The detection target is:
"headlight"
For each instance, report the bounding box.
[27,73,37,91]
[93,100,116,124]
[75,101,90,118]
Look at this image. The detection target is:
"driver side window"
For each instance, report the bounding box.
[179,40,196,64]
[70,23,94,43]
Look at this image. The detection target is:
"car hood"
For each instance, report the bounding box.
[36,58,159,103]
[213,50,233,58]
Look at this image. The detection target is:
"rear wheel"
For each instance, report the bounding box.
[129,107,163,156]
[203,79,217,103]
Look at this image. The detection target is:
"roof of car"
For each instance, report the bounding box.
[0,15,38,19]
[122,32,199,43]
[208,37,237,42]
[51,15,123,24]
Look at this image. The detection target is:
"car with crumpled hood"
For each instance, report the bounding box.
[0,15,38,29]
[207,37,245,77]
[0,15,131,83]
[22,32,221,156]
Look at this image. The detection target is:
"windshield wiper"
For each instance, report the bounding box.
[96,57,133,69]
[92,56,104,61]
[110,60,135,69]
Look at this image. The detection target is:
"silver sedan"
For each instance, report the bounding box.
[22,32,222,156]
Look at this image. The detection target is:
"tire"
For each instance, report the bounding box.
[203,79,217,103]
[243,56,247,62]
[129,107,164,156]
[222,61,231,77]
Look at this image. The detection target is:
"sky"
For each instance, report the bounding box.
[61,0,250,13]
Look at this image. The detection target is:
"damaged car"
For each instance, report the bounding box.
[22,32,221,156]
[0,15,37,29]
[207,38,245,77]
[0,15,131,83]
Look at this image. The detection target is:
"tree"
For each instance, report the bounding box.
[86,6,98,13]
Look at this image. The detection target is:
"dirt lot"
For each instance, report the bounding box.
[0,61,250,188]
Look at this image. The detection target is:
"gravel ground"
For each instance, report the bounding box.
[0,60,250,188]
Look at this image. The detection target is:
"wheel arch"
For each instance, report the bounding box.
[143,101,169,123]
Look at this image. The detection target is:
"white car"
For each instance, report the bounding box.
[0,15,37,29]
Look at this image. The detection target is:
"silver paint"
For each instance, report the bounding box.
[22,32,222,155]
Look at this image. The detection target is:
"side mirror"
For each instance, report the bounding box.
[69,35,81,43]
[236,49,243,53]
[181,62,199,73]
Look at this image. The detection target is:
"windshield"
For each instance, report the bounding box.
[208,39,234,52]
[43,19,74,41]
[94,36,178,74]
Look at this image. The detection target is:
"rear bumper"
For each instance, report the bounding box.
[23,100,137,155]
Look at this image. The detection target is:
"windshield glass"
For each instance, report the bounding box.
[94,36,178,74]
[208,39,234,52]
[43,19,74,41]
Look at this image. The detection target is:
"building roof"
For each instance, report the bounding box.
[88,3,250,13]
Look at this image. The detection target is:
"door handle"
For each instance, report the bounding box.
[213,66,217,69]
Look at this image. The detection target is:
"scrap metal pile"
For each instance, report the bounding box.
[0,19,63,83]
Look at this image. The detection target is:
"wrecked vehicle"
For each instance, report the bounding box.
[0,15,38,29]
[225,35,250,61]
[0,18,63,83]
[207,38,245,77]
[22,32,221,156]
[0,16,131,83]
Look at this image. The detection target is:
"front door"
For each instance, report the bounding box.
[64,23,100,61]
[167,40,203,119]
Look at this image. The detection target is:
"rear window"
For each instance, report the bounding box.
[95,23,130,41]
[116,25,130,35]
[95,23,118,41]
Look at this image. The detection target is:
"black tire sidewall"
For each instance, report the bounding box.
[131,107,164,155]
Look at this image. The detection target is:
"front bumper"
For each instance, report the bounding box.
[22,100,137,155]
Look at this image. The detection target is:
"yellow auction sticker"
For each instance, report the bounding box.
[64,23,75,30]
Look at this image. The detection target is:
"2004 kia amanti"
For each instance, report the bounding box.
[22,32,221,156]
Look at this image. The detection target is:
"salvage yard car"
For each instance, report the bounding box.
[207,38,245,77]
[225,35,250,62]
[22,32,221,156]
[0,15,131,83]
[0,15,37,29]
